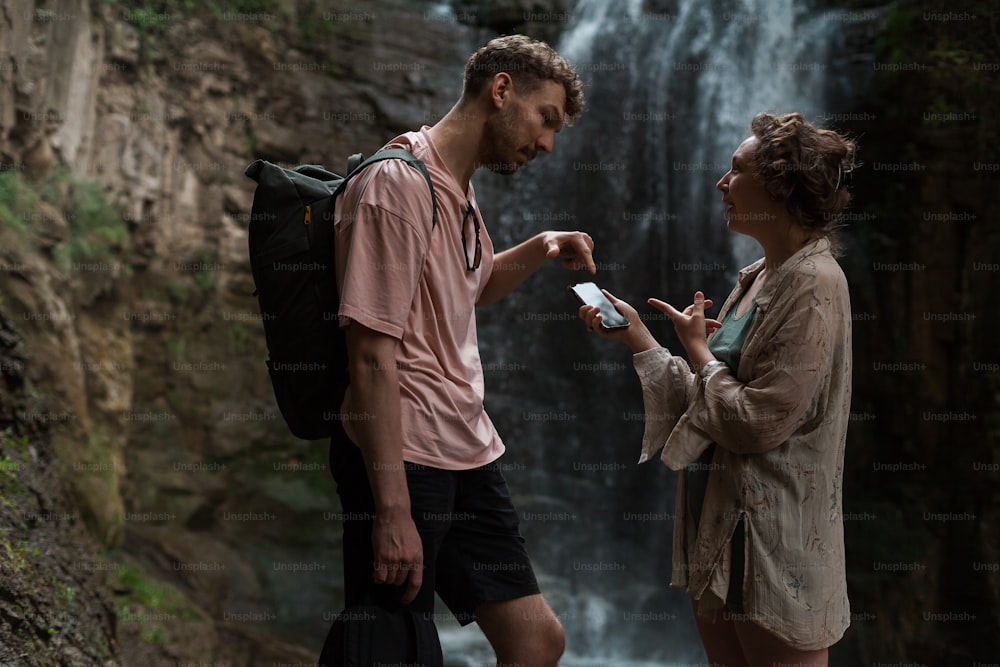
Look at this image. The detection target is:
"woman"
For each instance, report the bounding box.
[579,112,857,666]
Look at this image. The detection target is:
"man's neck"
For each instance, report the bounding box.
[427,104,484,192]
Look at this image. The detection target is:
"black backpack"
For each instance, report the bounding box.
[244,149,439,440]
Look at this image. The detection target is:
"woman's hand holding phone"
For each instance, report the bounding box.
[573,284,660,353]
[575,285,722,355]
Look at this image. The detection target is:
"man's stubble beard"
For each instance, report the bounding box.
[480,105,524,176]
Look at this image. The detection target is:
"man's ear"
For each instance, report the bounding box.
[490,72,513,109]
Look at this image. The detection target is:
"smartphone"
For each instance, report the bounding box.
[569,282,630,329]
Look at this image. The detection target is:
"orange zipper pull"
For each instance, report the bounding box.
[304,205,312,224]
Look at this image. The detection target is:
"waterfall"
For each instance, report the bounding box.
[464,1,843,664]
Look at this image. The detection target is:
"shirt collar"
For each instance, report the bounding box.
[733,236,832,313]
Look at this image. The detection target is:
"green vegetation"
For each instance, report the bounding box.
[165,337,185,361]
[0,168,129,273]
[105,0,283,26]
[0,535,32,575]
[242,127,258,155]
[118,564,178,609]
[189,248,219,294]
[49,171,130,272]
[79,429,114,472]
[165,279,191,303]
[0,455,22,501]
[115,562,202,645]
[59,583,75,605]
[141,279,189,304]
[138,246,219,307]
[0,172,36,233]
[875,0,999,145]
[297,0,338,41]
[0,540,24,574]
[100,0,284,63]
[0,427,29,452]
[0,429,30,506]
[223,316,255,354]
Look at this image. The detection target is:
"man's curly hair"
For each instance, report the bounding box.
[463,35,585,125]
[750,112,859,238]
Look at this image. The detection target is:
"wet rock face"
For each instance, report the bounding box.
[0,310,119,666]
[0,0,487,661]
[451,0,576,41]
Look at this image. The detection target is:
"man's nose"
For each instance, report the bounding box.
[536,131,555,154]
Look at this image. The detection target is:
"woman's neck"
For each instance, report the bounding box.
[759,223,813,270]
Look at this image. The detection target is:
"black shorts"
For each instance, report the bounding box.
[329,424,540,625]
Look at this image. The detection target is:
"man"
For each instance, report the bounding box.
[328,35,590,666]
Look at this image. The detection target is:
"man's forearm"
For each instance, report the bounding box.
[477,233,548,306]
[345,329,410,515]
[343,324,423,598]
[478,230,596,306]
[351,372,410,513]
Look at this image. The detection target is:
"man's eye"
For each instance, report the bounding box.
[542,113,561,125]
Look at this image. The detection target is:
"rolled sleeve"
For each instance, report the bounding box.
[632,347,697,464]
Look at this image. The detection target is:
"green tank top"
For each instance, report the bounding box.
[707,299,758,373]
[692,295,759,609]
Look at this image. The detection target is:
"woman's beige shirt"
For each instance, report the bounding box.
[632,237,852,650]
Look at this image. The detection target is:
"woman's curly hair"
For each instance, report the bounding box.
[750,112,859,240]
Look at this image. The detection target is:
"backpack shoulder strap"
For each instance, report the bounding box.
[335,149,439,229]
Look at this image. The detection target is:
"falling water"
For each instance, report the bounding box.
[465,1,847,664]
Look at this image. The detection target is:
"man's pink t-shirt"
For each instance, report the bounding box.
[334,127,505,470]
